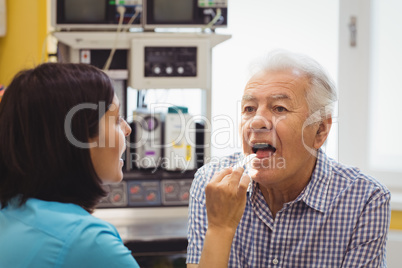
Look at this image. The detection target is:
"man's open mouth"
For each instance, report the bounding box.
[252,143,277,158]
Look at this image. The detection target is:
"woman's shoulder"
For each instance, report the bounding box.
[26,199,138,267]
[15,198,118,242]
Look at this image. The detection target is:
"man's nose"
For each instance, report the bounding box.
[249,112,273,131]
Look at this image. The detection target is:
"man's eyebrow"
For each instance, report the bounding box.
[270,94,292,100]
[241,95,256,102]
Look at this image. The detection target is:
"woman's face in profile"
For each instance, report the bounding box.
[89,95,131,183]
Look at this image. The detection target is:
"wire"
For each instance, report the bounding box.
[125,6,142,31]
[103,5,126,71]
[204,8,222,30]
[103,6,142,70]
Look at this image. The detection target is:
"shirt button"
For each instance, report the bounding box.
[272,258,279,265]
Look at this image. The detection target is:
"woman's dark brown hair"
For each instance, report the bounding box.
[0,63,115,212]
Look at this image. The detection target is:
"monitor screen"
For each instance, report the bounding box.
[153,0,193,22]
[64,0,106,22]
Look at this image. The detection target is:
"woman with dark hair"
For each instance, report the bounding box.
[0,63,139,267]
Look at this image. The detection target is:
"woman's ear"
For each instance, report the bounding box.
[314,116,332,149]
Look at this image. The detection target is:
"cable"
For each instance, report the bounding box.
[125,6,142,31]
[203,8,222,30]
[103,5,126,71]
[103,5,142,70]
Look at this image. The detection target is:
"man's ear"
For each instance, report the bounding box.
[314,116,332,149]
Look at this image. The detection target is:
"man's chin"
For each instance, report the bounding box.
[250,156,286,170]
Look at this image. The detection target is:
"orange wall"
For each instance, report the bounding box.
[0,0,47,86]
[390,211,402,230]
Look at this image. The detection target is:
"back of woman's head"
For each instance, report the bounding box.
[0,63,114,212]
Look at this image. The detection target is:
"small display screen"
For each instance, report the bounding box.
[64,0,106,22]
[153,0,193,22]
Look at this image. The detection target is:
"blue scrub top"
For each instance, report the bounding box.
[0,198,140,268]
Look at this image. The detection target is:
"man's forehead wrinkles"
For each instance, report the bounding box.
[245,79,297,90]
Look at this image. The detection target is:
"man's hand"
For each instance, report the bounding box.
[205,167,250,231]
[192,167,250,268]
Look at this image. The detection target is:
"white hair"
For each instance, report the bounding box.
[250,50,338,121]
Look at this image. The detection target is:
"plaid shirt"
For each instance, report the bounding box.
[187,149,391,267]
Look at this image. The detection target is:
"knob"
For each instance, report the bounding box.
[177,66,184,74]
[165,185,174,193]
[130,185,140,194]
[181,192,189,201]
[113,193,122,202]
[165,66,173,75]
[146,192,156,201]
[153,66,161,75]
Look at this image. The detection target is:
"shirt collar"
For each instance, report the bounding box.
[297,149,333,213]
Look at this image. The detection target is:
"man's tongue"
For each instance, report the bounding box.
[256,148,275,158]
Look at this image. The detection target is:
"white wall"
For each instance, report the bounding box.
[337,0,402,191]
[369,0,402,173]
[337,0,371,169]
[210,0,339,158]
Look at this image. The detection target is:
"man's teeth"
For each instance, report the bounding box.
[252,143,276,154]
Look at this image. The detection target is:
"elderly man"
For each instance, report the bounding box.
[187,51,391,267]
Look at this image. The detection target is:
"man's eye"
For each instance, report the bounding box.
[274,106,288,113]
[243,106,255,113]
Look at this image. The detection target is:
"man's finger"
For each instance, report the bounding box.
[238,173,251,196]
[210,167,233,183]
[222,167,244,185]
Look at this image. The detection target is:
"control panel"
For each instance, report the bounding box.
[162,180,192,205]
[130,36,211,89]
[98,181,128,207]
[97,178,192,208]
[144,47,197,77]
[127,180,161,206]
